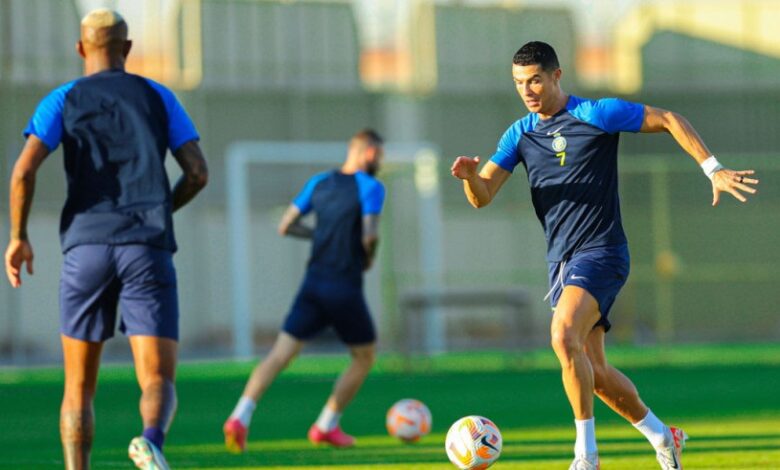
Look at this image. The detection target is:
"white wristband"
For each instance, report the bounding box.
[700,156,723,180]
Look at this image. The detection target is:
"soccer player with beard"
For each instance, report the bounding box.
[224,129,385,452]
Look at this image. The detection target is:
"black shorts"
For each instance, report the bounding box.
[282,271,376,345]
[547,244,630,333]
[60,244,178,341]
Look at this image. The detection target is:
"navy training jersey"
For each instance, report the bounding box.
[490,95,644,262]
[23,69,199,253]
[293,170,385,282]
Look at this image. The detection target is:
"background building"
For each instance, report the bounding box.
[1,0,779,363]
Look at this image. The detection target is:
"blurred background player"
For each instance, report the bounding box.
[450,41,758,470]
[223,129,385,452]
[4,9,208,470]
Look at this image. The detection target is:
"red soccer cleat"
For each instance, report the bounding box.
[223,417,248,454]
[307,424,356,448]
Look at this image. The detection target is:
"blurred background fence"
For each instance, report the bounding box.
[1,0,779,364]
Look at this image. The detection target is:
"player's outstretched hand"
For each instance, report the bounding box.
[5,239,34,288]
[711,169,759,206]
[451,156,481,180]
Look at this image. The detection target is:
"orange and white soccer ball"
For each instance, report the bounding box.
[445,415,502,470]
[386,399,432,443]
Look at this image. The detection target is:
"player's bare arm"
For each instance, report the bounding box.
[451,157,511,208]
[171,139,208,212]
[640,105,758,206]
[362,215,380,270]
[278,205,313,239]
[5,135,49,287]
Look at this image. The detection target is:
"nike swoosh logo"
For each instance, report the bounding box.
[480,436,499,451]
[570,274,588,281]
[546,125,565,135]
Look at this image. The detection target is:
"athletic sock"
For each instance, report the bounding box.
[574,417,598,457]
[314,405,342,432]
[230,396,257,428]
[142,426,165,451]
[633,409,671,449]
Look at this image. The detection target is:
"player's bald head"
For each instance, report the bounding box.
[80,8,128,49]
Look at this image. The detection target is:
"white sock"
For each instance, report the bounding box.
[574,418,598,457]
[315,405,341,432]
[633,409,671,449]
[230,396,256,428]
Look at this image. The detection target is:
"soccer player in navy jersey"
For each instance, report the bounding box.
[4,9,208,470]
[451,42,758,470]
[223,129,385,452]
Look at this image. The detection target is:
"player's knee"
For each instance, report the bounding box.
[550,327,582,359]
[268,347,298,369]
[350,346,375,369]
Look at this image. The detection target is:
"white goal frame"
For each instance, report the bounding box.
[226,141,445,358]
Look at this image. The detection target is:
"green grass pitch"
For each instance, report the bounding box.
[1,344,779,469]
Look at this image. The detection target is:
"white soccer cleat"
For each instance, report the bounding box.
[655,426,688,470]
[569,453,600,470]
[128,436,171,470]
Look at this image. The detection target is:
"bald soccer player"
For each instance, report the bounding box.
[5,9,207,470]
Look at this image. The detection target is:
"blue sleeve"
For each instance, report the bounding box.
[144,79,200,152]
[355,173,385,215]
[23,81,76,151]
[587,98,645,134]
[292,173,329,215]
[489,125,522,173]
[489,115,537,173]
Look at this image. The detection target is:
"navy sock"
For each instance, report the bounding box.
[142,426,165,450]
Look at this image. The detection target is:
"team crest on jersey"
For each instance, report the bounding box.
[551,135,567,152]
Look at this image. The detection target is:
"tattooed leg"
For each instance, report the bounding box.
[60,408,94,470]
[60,335,103,470]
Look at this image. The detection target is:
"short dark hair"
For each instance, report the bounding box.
[513,41,560,71]
[352,128,384,147]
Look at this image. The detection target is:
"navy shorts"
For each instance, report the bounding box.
[547,244,630,332]
[282,271,376,345]
[60,244,179,342]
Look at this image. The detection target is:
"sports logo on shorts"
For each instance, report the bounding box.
[552,135,567,152]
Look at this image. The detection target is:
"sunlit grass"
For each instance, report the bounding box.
[2,345,779,469]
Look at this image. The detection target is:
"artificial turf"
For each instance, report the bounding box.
[2,344,779,469]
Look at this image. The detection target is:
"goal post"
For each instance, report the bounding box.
[225,141,445,358]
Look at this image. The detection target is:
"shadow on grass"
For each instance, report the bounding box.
[163,430,780,468]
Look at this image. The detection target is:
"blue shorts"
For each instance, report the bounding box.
[60,244,179,342]
[547,244,630,333]
[282,271,376,345]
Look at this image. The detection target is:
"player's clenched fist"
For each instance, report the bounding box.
[451,156,481,180]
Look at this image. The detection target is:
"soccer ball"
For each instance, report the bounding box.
[386,399,432,443]
[445,415,502,470]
